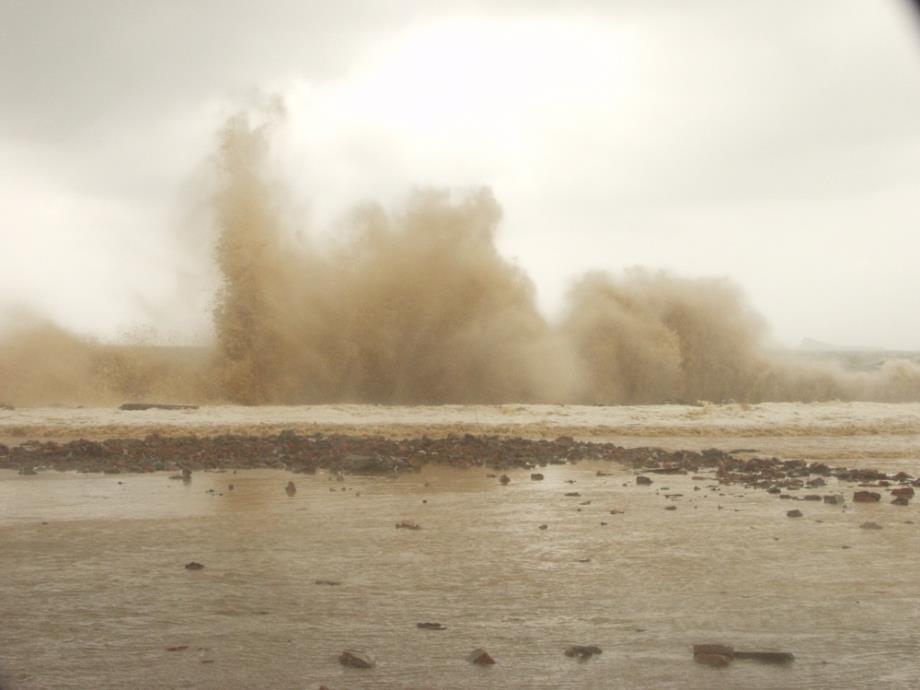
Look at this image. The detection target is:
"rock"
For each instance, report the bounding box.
[693,644,734,657]
[564,492,581,497]
[859,521,883,530]
[396,520,421,530]
[636,476,653,485]
[891,487,915,498]
[285,481,296,496]
[538,524,548,530]
[499,475,511,485]
[166,645,188,652]
[786,510,803,518]
[339,649,375,669]
[530,473,544,481]
[823,495,844,505]
[853,491,881,503]
[892,496,910,506]
[694,652,732,668]
[564,645,602,660]
[184,562,204,570]
[665,506,677,511]
[228,483,234,491]
[467,648,496,665]
[416,622,446,630]
[314,579,341,586]
[803,495,822,501]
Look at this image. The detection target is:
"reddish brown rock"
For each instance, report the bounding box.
[467,648,496,665]
[339,649,375,669]
[853,491,881,503]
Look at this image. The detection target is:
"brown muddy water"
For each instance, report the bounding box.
[1,451,919,689]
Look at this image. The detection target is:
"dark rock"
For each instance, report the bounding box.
[694,653,732,667]
[859,521,883,530]
[396,521,421,530]
[665,506,677,511]
[803,495,822,501]
[314,579,341,586]
[538,524,548,530]
[564,492,581,497]
[416,622,446,630]
[285,481,296,496]
[166,646,188,652]
[823,495,844,505]
[892,496,910,506]
[786,510,803,518]
[891,487,915,498]
[853,491,881,503]
[530,473,544,480]
[184,562,204,570]
[339,649,375,669]
[499,475,511,485]
[467,648,496,665]
[564,645,602,660]
[636,476,653,486]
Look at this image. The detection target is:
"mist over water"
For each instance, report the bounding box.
[2,112,919,406]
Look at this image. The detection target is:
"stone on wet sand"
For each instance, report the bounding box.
[416,622,446,630]
[694,652,732,668]
[530,473,544,481]
[853,491,881,503]
[692,644,793,667]
[499,475,511,485]
[636,476,653,485]
[339,649,375,669]
[859,521,883,530]
[786,509,803,518]
[467,648,496,665]
[285,481,296,496]
[395,520,421,530]
[564,645,602,660]
[184,561,204,571]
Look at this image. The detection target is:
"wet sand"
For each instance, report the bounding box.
[1,403,918,689]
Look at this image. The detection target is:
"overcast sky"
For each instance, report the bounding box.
[2,0,919,348]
